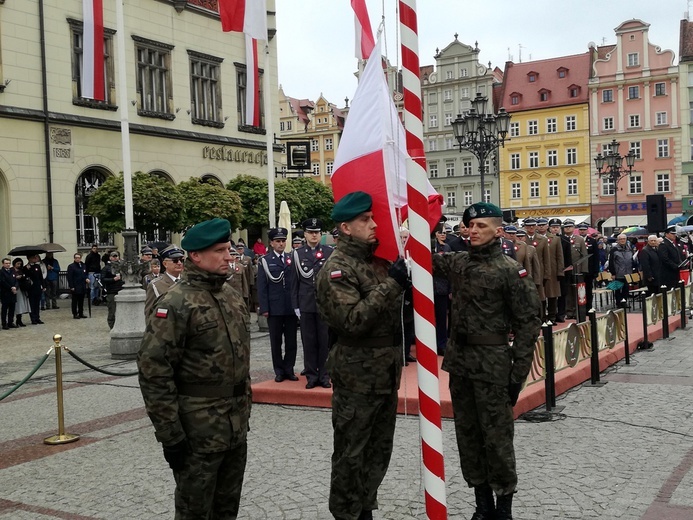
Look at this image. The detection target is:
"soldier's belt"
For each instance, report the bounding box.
[337,335,398,348]
[177,382,247,398]
[456,333,508,346]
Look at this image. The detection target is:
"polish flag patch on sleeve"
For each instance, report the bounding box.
[330,270,343,280]
[518,268,528,278]
[155,308,169,319]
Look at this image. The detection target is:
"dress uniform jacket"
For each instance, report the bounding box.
[291,244,333,312]
[145,273,177,317]
[526,233,549,299]
[584,236,600,276]
[257,252,294,316]
[514,241,531,277]
[658,238,683,289]
[567,234,589,274]
[226,260,249,301]
[543,233,565,299]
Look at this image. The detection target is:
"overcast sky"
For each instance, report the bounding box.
[275,0,684,105]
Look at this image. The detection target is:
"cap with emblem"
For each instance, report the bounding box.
[443,224,453,233]
[302,218,323,231]
[504,225,517,234]
[331,191,373,222]
[523,217,537,226]
[181,218,231,252]
[536,218,549,226]
[292,235,304,244]
[462,202,503,226]
[548,218,562,227]
[268,227,289,241]
[665,226,677,234]
[562,219,575,227]
[229,248,240,257]
[516,229,527,237]
[141,246,153,255]
[577,222,589,230]
[160,245,184,260]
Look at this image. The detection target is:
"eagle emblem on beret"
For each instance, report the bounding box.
[469,207,477,218]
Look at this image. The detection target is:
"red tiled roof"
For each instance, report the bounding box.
[288,97,314,125]
[680,19,693,62]
[500,52,591,112]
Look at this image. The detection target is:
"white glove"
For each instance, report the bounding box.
[294,308,301,318]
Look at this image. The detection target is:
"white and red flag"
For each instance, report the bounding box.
[218,0,267,127]
[331,39,442,261]
[82,0,105,101]
[351,0,375,60]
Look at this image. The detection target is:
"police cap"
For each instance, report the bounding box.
[536,218,549,225]
[516,229,527,237]
[181,218,231,252]
[504,225,517,234]
[331,191,373,222]
[577,222,589,230]
[140,246,153,255]
[562,218,575,227]
[302,218,323,231]
[523,217,537,226]
[268,227,289,241]
[462,202,503,226]
[160,245,184,260]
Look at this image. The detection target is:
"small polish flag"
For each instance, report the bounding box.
[330,270,343,280]
[155,308,169,319]
[518,268,528,278]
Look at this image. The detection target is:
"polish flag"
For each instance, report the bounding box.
[218,0,267,40]
[332,38,442,261]
[351,0,375,60]
[82,0,105,101]
[245,35,261,127]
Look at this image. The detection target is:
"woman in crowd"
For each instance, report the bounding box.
[12,258,29,327]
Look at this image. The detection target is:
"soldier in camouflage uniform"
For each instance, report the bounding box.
[433,202,541,520]
[138,218,251,520]
[315,191,409,520]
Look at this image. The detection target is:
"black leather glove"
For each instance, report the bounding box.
[388,258,410,288]
[162,439,188,471]
[508,382,523,407]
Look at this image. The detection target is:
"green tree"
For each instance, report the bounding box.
[178,177,243,230]
[86,171,184,233]
[287,177,334,228]
[226,175,307,229]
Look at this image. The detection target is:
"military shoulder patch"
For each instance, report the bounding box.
[330,270,344,280]
[155,308,168,318]
[518,268,528,278]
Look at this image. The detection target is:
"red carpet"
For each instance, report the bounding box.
[251,311,684,419]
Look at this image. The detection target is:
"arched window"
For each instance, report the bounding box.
[75,168,114,247]
[201,174,223,186]
[140,170,173,245]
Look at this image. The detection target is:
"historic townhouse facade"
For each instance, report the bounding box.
[0,0,279,259]
[421,35,501,215]
[589,19,681,228]
[498,53,593,223]
[679,18,693,222]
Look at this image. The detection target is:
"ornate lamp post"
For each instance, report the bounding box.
[594,138,636,229]
[451,92,511,201]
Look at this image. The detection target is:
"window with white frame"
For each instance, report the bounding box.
[445,113,453,126]
[629,174,642,194]
[312,162,320,175]
[189,51,223,126]
[602,177,615,196]
[565,115,576,131]
[444,89,452,101]
[460,68,468,77]
[464,191,473,206]
[429,92,437,103]
[628,85,639,99]
[627,52,639,67]
[463,161,473,175]
[509,122,519,137]
[311,139,319,152]
[655,82,666,96]
[483,189,491,203]
[429,114,438,128]
[511,183,521,199]
[446,161,455,177]
[567,177,578,196]
[603,117,614,130]
[566,148,577,165]
[629,114,640,128]
[446,70,453,80]
[656,173,670,192]
[325,137,333,150]
[528,120,538,135]
[445,137,454,150]
[547,149,558,167]
[429,162,438,178]
[548,179,558,197]
[286,121,292,131]
[280,122,285,131]
[546,118,557,133]
[447,191,456,207]
[602,142,613,155]
[460,87,469,98]
[428,139,437,152]
[529,151,539,168]
[326,161,334,175]
[510,153,521,170]
[75,169,115,247]
[602,89,613,102]
[656,112,668,125]
[135,37,174,118]
[629,141,641,159]
[657,139,669,158]
[530,181,539,198]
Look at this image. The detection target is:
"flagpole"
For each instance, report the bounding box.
[115,0,133,229]
[264,41,276,228]
[399,1,448,518]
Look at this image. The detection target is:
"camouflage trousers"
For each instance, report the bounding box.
[173,442,247,520]
[329,387,398,520]
[449,375,517,496]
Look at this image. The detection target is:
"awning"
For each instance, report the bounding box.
[600,214,680,229]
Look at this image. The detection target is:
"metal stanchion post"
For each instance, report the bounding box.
[542,322,554,412]
[662,287,670,339]
[588,309,606,387]
[637,293,652,350]
[44,334,80,445]
[620,300,630,364]
[679,281,687,330]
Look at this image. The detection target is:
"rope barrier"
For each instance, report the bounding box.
[65,348,139,377]
[0,352,51,401]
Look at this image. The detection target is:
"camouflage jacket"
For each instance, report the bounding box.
[138,259,251,453]
[315,234,403,394]
[432,241,541,385]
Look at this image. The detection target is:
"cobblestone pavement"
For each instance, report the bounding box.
[1,303,692,519]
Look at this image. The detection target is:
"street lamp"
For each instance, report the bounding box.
[594,138,636,229]
[451,92,511,201]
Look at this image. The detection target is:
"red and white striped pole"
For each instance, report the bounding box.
[399,1,447,518]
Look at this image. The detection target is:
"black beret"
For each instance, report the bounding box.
[268,227,289,241]
[181,218,231,252]
[302,218,323,231]
[331,191,373,222]
[462,202,503,226]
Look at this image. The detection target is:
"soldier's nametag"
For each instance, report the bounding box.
[155,308,168,318]
[330,270,343,280]
[518,268,528,278]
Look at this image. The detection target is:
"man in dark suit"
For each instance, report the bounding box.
[658,226,683,290]
[66,253,89,319]
[290,218,334,389]
[639,235,661,295]
[24,254,46,325]
[0,257,18,329]
[258,227,298,382]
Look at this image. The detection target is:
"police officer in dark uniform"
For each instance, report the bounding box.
[501,226,517,259]
[291,218,334,389]
[258,227,299,382]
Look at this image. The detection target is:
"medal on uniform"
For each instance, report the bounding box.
[286,257,292,265]
[316,250,323,259]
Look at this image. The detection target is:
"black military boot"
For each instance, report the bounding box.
[471,483,495,520]
[358,510,373,520]
[495,493,513,520]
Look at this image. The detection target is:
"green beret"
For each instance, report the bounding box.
[181,218,231,252]
[462,202,503,226]
[331,191,373,222]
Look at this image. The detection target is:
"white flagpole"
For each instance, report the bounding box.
[264,41,276,228]
[115,0,133,228]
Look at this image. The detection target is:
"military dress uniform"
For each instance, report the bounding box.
[544,220,566,322]
[315,192,406,520]
[226,250,249,302]
[433,202,541,520]
[658,229,683,289]
[580,223,600,309]
[144,246,185,317]
[257,227,298,381]
[291,218,334,388]
[138,219,251,520]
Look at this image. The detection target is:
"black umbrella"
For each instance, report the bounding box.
[148,241,170,252]
[38,242,67,253]
[8,245,48,256]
